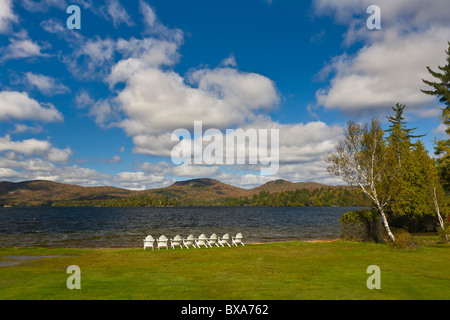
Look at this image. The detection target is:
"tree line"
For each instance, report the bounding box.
[50,187,370,207]
[221,188,369,207]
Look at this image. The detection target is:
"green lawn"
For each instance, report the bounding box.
[0,241,449,300]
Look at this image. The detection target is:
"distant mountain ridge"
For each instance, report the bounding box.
[0,178,353,207]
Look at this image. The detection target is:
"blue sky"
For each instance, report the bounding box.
[0,0,449,190]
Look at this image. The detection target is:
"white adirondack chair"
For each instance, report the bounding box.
[182,234,197,249]
[156,235,169,250]
[143,235,155,250]
[218,233,231,247]
[195,234,210,248]
[170,235,183,249]
[207,233,219,247]
[232,233,245,246]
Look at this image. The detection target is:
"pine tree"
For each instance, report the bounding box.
[422,42,450,110]
[421,41,450,191]
[385,103,425,139]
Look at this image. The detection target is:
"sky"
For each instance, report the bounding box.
[0,0,449,190]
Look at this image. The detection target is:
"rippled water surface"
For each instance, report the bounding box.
[0,206,363,248]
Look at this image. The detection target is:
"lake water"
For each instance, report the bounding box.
[0,206,363,248]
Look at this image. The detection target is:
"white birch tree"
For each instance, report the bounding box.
[326,119,397,242]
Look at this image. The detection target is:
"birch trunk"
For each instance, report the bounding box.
[379,206,396,242]
[359,183,396,242]
[433,186,448,241]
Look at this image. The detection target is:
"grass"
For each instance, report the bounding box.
[0,240,449,300]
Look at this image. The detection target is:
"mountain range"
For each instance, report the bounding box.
[0,178,353,207]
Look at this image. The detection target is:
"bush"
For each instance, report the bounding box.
[438,223,450,243]
[391,230,419,249]
[339,209,384,242]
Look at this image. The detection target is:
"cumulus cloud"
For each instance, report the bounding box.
[0,0,359,189]
[0,0,18,33]
[313,0,450,115]
[313,0,450,29]
[0,91,63,122]
[0,135,72,162]
[78,1,344,187]
[0,154,112,186]
[316,27,450,113]
[0,167,18,178]
[0,30,50,62]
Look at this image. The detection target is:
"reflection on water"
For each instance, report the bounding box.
[0,206,363,248]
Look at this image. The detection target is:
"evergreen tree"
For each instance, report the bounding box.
[421,41,450,191]
[385,103,425,139]
[385,120,448,233]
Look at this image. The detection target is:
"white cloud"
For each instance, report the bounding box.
[88,98,121,128]
[111,64,279,141]
[107,38,180,86]
[105,0,134,27]
[219,54,238,67]
[0,167,18,178]
[21,0,67,12]
[0,39,47,61]
[0,153,112,186]
[313,0,450,115]
[433,123,447,135]
[0,30,50,62]
[113,170,173,190]
[75,89,94,109]
[139,0,156,28]
[0,0,18,33]
[313,0,450,29]
[77,5,344,188]
[31,166,111,186]
[63,37,116,80]
[25,72,70,96]
[140,161,221,178]
[11,123,44,134]
[0,91,63,122]
[0,135,71,162]
[139,0,183,41]
[46,147,72,162]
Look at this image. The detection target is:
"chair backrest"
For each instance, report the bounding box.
[158,235,168,242]
[222,233,230,240]
[210,233,217,240]
[145,235,154,241]
[187,234,195,241]
[173,235,182,241]
[197,234,208,244]
[235,233,243,239]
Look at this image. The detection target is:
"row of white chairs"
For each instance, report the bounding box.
[143,233,245,250]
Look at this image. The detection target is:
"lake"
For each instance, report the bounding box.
[0,206,363,248]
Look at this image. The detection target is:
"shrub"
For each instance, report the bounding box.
[339,209,384,242]
[391,230,419,249]
[438,223,450,243]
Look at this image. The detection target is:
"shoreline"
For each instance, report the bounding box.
[0,239,341,250]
